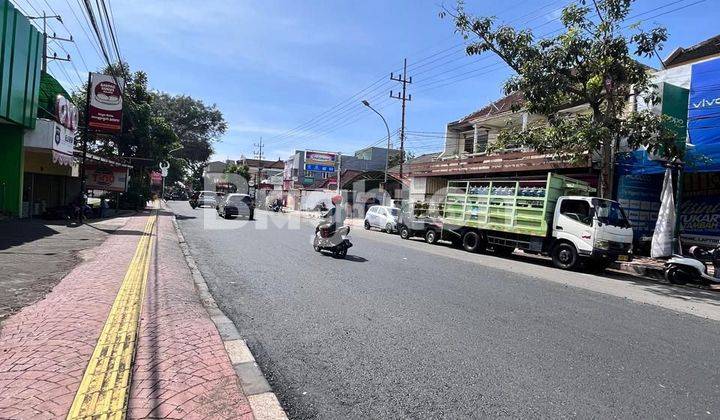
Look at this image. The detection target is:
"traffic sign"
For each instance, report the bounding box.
[159,162,170,177]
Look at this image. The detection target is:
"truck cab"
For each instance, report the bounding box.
[552,196,633,269]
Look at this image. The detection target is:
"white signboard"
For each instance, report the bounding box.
[23,118,76,165]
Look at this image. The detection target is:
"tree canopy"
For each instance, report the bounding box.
[443,0,682,197]
[71,62,227,205]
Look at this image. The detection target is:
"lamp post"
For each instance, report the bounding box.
[163,145,184,200]
[361,100,391,187]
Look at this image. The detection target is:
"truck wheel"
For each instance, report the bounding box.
[425,229,438,244]
[399,226,411,240]
[551,242,579,270]
[462,231,483,253]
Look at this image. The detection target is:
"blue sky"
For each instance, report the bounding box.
[34,0,720,162]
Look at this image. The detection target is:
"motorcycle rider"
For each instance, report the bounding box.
[317,195,345,234]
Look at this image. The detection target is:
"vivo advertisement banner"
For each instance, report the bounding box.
[689,58,720,145]
[687,58,720,172]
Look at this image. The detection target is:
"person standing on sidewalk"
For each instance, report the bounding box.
[100,198,109,218]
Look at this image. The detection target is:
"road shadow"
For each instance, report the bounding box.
[0,221,60,251]
[318,252,367,262]
[405,238,720,307]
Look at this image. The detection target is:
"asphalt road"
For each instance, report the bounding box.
[170,201,720,419]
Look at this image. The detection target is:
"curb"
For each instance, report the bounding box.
[171,215,288,420]
[611,261,665,280]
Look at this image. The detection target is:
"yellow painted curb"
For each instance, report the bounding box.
[67,208,157,419]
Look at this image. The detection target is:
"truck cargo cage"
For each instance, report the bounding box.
[443,173,594,237]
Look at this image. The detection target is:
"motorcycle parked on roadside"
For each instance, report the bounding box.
[664,245,720,286]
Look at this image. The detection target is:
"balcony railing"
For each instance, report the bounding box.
[408,150,590,177]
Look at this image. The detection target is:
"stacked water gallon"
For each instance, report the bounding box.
[519,186,546,197]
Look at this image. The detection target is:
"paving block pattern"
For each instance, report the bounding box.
[127,210,253,419]
[0,213,151,419]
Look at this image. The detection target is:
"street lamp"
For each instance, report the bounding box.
[361,100,391,186]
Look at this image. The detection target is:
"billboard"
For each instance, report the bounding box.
[616,173,662,241]
[661,83,689,146]
[679,172,720,245]
[85,164,128,192]
[87,73,124,133]
[304,150,337,173]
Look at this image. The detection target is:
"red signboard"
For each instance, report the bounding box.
[85,164,129,192]
[87,73,124,133]
[150,171,163,186]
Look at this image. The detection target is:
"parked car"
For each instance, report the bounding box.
[364,205,399,233]
[216,193,254,219]
[189,191,218,209]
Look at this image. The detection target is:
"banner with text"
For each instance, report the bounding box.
[87,73,124,133]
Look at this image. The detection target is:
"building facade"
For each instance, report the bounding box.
[616,34,720,248]
[407,93,595,203]
[0,0,43,216]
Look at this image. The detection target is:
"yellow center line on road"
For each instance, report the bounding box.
[67,206,158,419]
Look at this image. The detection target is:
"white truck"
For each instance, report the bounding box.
[398,173,634,270]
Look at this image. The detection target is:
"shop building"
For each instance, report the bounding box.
[0,0,42,216]
[21,72,79,217]
[617,34,720,248]
[407,92,595,202]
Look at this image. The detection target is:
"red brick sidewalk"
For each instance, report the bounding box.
[127,209,252,419]
[0,208,253,419]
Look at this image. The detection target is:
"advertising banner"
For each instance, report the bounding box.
[689,58,720,146]
[85,164,128,192]
[87,73,124,133]
[616,173,662,241]
[150,171,163,186]
[680,172,720,245]
[304,150,337,173]
[662,82,689,146]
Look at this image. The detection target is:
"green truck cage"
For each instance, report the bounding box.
[442,173,594,237]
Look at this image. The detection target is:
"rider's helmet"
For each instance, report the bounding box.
[331,195,343,205]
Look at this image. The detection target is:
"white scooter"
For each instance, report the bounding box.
[313,223,352,258]
[664,245,720,286]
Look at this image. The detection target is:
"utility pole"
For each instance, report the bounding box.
[390,58,412,179]
[28,13,73,72]
[253,137,265,190]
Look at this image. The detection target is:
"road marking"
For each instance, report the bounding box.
[67,210,157,419]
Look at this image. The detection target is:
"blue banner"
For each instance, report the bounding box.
[689,58,720,146]
[680,172,720,244]
[304,164,335,172]
[616,174,662,240]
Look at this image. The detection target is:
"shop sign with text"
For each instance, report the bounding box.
[87,73,124,133]
[304,150,337,172]
[85,164,128,192]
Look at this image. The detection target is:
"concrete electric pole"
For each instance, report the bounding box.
[390,58,412,179]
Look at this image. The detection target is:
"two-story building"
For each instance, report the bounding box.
[616,34,720,247]
[407,92,596,202]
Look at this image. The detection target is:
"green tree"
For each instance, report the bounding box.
[388,150,415,168]
[224,162,250,181]
[151,93,227,185]
[443,0,681,197]
[72,62,178,207]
